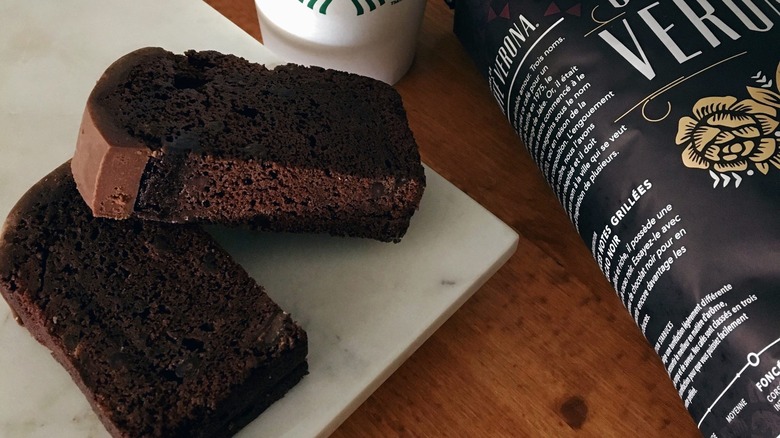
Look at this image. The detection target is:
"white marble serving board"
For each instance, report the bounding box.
[0,1,519,437]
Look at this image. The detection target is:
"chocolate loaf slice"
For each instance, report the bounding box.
[0,162,307,438]
[73,47,425,243]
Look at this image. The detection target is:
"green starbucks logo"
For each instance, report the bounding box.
[299,0,332,14]
[350,0,388,15]
[300,0,389,15]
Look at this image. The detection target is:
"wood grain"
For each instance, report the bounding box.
[202,0,701,436]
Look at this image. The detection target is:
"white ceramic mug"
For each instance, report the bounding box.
[255,0,427,84]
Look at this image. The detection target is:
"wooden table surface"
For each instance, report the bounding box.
[204,1,701,436]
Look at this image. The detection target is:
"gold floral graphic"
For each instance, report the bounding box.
[675,62,780,186]
[676,97,778,172]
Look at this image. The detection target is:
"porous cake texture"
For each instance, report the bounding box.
[0,162,308,438]
[73,47,426,242]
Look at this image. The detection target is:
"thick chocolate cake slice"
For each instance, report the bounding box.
[73,47,425,243]
[0,162,308,438]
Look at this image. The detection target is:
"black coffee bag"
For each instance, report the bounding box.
[454,1,780,435]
